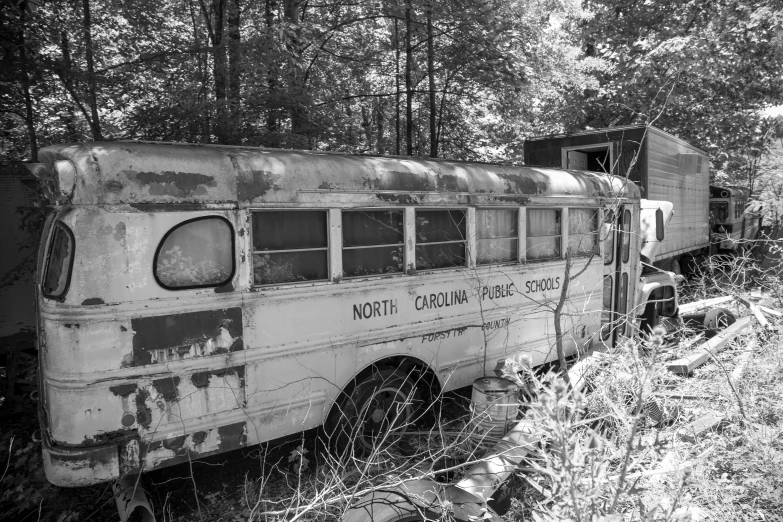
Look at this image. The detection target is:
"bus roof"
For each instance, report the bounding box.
[35,141,640,206]
[710,185,750,199]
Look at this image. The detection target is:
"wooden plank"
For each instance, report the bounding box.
[678,295,734,315]
[679,412,726,443]
[739,297,771,330]
[667,316,752,375]
[653,391,711,400]
[758,305,782,318]
[731,347,756,385]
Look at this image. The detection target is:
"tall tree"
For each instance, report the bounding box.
[81,0,103,140]
[227,0,241,143]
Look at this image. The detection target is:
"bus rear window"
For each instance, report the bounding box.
[155,217,234,289]
[42,222,75,299]
[252,211,328,285]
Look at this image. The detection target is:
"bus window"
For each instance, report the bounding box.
[415,210,466,269]
[476,209,517,264]
[617,272,628,319]
[710,201,728,222]
[568,208,599,256]
[526,209,561,261]
[601,275,612,340]
[42,222,75,299]
[621,209,631,263]
[252,210,328,285]
[602,210,615,265]
[734,200,744,219]
[342,210,404,277]
[155,217,234,289]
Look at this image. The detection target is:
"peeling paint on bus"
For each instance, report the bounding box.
[238,169,281,200]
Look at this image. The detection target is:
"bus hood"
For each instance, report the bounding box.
[640,200,674,264]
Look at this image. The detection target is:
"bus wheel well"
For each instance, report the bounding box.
[338,356,442,405]
[323,356,442,451]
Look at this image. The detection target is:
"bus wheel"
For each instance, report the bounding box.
[327,368,420,456]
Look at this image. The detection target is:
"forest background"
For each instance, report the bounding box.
[2,0,783,207]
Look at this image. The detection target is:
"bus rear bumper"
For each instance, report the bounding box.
[42,431,121,487]
[39,397,140,487]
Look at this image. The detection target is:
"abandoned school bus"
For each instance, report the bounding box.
[27,141,678,487]
[709,185,762,252]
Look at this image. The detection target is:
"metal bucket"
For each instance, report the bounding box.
[470,377,520,444]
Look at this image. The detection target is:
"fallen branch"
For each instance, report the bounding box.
[667,316,752,375]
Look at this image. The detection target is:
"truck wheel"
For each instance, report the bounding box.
[703,307,736,337]
[670,258,682,276]
[326,367,419,457]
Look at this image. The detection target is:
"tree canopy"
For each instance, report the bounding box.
[2,0,782,184]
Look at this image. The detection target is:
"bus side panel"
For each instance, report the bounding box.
[242,260,603,434]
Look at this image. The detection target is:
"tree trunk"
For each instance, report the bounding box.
[553,251,572,379]
[394,18,401,155]
[361,104,372,150]
[284,0,308,140]
[59,31,79,142]
[227,0,241,144]
[426,5,437,158]
[376,99,384,154]
[205,0,227,143]
[82,0,103,140]
[404,0,413,156]
[19,1,38,160]
[266,0,278,132]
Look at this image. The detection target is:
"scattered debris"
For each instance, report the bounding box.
[678,412,726,443]
[678,295,734,315]
[667,316,752,375]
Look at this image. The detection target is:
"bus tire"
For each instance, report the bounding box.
[326,367,420,457]
[703,307,736,337]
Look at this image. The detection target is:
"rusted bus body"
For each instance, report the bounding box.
[709,186,761,251]
[31,141,661,487]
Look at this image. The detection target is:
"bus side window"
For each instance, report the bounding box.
[526,209,561,261]
[42,222,75,299]
[415,209,466,269]
[252,211,328,285]
[476,209,517,264]
[342,210,404,277]
[155,217,234,289]
[568,208,599,256]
